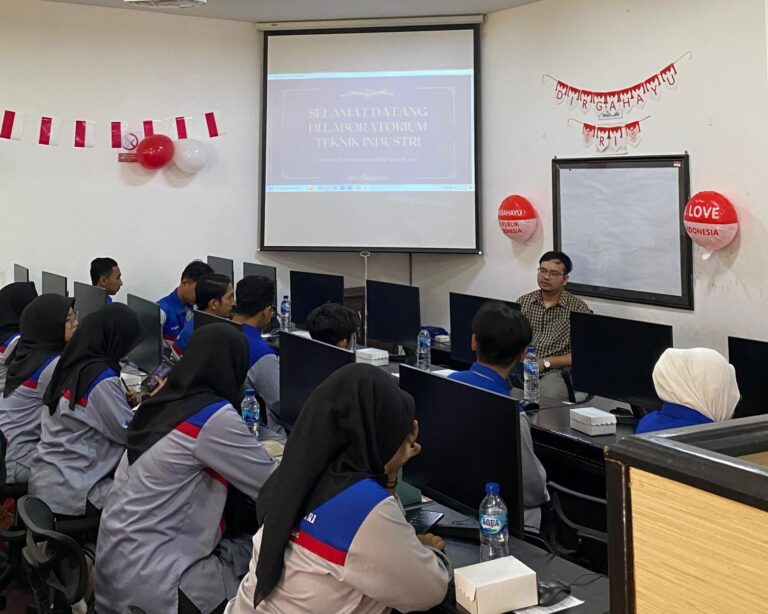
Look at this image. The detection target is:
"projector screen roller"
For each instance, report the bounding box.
[261,27,480,252]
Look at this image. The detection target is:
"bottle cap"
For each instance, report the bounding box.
[283,295,289,299]
[527,345,536,353]
[485,482,500,495]
[245,388,255,396]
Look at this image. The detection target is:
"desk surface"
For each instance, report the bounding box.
[424,503,610,614]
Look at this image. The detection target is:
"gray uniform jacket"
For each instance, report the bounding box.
[0,355,59,482]
[95,400,277,614]
[29,368,132,515]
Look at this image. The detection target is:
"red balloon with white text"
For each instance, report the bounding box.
[498,195,537,242]
[683,191,738,258]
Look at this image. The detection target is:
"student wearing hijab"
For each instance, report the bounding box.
[0,282,39,392]
[229,363,451,614]
[0,295,78,483]
[28,303,141,516]
[95,324,277,614]
[636,348,741,434]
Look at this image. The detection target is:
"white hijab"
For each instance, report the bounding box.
[652,348,740,423]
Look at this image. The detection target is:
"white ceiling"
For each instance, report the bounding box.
[44,0,541,23]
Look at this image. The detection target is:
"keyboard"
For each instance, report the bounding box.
[405,509,444,534]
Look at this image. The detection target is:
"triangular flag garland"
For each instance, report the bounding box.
[568,116,650,152]
[0,109,226,149]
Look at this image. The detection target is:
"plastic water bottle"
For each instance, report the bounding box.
[479,482,509,561]
[241,388,260,437]
[416,327,431,371]
[523,346,540,405]
[280,295,291,332]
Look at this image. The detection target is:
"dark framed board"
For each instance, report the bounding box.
[553,154,693,310]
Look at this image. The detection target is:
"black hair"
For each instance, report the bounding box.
[539,251,573,275]
[307,303,360,347]
[194,273,232,311]
[181,260,214,282]
[234,276,275,317]
[472,301,532,367]
[90,257,118,285]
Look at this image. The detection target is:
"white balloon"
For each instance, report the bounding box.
[173,139,208,173]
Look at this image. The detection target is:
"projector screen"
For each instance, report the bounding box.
[260,26,480,252]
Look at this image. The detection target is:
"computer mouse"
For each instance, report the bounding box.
[537,579,571,607]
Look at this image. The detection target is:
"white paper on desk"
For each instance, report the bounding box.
[432,368,457,377]
[514,595,585,614]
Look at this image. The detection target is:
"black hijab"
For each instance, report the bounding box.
[0,282,38,344]
[253,363,415,606]
[127,323,249,464]
[43,303,140,413]
[4,294,74,397]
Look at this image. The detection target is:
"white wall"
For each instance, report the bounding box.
[2,0,767,354]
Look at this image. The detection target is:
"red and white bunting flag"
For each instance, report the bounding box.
[595,127,610,152]
[142,119,162,138]
[608,126,625,151]
[174,116,192,140]
[38,116,62,146]
[582,123,596,147]
[626,121,642,147]
[644,74,663,101]
[554,81,568,104]
[0,110,24,141]
[565,87,580,110]
[204,111,224,137]
[111,121,125,148]
[580,92,593,114]
[659,63,679,89]
[74,120,95,148]
[592,92,607,113]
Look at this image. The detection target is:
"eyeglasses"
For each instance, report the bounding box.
[537,267,566,278]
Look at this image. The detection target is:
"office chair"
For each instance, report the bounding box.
[542,481,608,574]
[0,429,29,609]
[561,369,593,405]
[17,496,94,614]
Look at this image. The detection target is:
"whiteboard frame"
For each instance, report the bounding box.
[553,154,693,310]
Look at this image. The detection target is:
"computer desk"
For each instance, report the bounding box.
[422,502,610,614]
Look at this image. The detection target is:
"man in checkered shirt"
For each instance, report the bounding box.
[518,251,591,401]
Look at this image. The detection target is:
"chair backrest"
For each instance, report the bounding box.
[17,496,89,607]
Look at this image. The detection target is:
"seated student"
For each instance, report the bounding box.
[0,295,77,484]
[636,348,740,434]
[174,273,234,355]
[229,363,449,614]
[518,251,591,401]
[29,303,140,516]
[231,276,282,433]
[157,260,214,343]
[96,324,277,614]
[90,257,123,303]
[0,282,39,392]
[306,302,360,349]
[448,301,549,529]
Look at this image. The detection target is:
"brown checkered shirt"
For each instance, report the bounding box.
[517,289,591,360]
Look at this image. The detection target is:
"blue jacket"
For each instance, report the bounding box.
[635,402,713,434]
[448,362,512,398]
[157,289,191,341]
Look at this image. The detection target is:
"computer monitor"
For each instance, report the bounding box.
[41,272,68,297]
[449,292,521,365]
[728,336,768,418]
[193,310,242,332]
[243,262,277,303]
[13,264,29,283]
[125,295,163,373]
[73,282,107,321]
[399,365,524,537]
[206,255,234,281]
[279,331,355,426]
[571,312,673,410]
[289,271,344,326]
[366,280,421,347]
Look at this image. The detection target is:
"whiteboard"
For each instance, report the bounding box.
[553,155,693,309]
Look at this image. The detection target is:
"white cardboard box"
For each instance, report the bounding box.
[355,347,389,367]
[569,407,617,436]
[454,556,538,614]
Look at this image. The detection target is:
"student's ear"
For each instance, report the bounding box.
[338,338,350,350]
[470,334,478,352]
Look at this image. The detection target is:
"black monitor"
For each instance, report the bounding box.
[243,262,277,303]
[13,264,29,283]
[289,271,344,326]
[571,313,673,410]
[207,256,234,281]
[399,365,524,537]
[193,310,242,332]
[279,331,355,426]
[73,282,107,321]
[365,280,421,347]
[449,292,521,365]
[42,272,68,297]
[125,295,162,373]
[728,336,768,418]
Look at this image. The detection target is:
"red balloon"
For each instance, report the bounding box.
[498,195,537,242]
[683,191,739,255]
[136,134,175,169]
